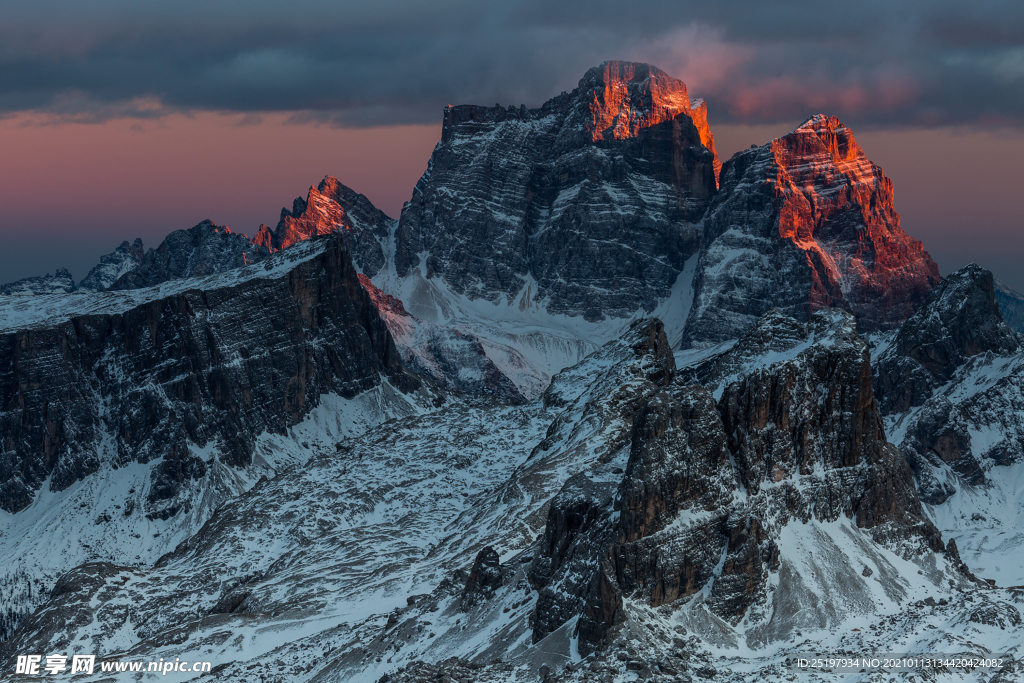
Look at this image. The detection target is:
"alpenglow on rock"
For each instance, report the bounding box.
[684,114,940,346]
[394,60,720,321]
[254,175,394,277]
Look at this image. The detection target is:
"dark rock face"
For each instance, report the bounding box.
[612,385,763,623]
[876,265,1024,504]
[109,220,270,290]
[527,319,678,648]
[528,473,619,646]
[254,176,394,277]
[898,399,973,504]
[395,61,719,321]
[460,546,503,609]
[618,386,734,539]
[684,115,940,345]
[875,263,1019,415]
[716,311,928,528]
[77,239,145,292]
[0,235,413,514]
[995,279,1024,335]
[721,312,884,488]
[529,310,940,653]
[0,268,76,296]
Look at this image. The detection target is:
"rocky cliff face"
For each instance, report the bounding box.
[875,264,1024,507]
[0,234,412,515]
[254,175,394,277]
[108,220,270,290]
[995,279,1024,335]
[0,268,75,296]
[875,263,1018,415]
[3,60,1019,683]
[358,275,524,399]
[529,310,944,653]
[684,115,940,346]
[394,60,719,321]
[76,239,145,291]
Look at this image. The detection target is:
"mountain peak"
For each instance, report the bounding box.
[565,61,720,180]
[580,61,683,92]
[252,175,393,276]
[781,114,864,163]
[796,113,845,130]
[685,112,939,344]
[572,61,693,143]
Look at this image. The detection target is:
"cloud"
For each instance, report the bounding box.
[0,0,1022,128]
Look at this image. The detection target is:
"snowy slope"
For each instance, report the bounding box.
[874,265,1024,587]
[369,235,700,399]
[6,314,1020,683]
[0,233,438,639]
[0,379,432,641]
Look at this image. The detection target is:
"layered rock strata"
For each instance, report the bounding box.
[395,61,720,321]
[0,234,412,514]
[530,310,943,652]
[684,115,940,345]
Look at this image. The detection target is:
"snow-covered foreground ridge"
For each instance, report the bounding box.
[3,313,1023,683]
[0,233,438,639]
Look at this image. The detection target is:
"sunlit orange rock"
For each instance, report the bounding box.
[685,114,941,344]
[572,61,721,182]
[396,61,721,320]
[254,176,394,276]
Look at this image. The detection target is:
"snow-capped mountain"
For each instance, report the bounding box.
[0,234,432,639]
[0,268,76,296]
[995,279,1024,334]
[76,239,145,292]
[683,115,940,347]
[0,234,415,515]
[107,220,270,290]
[1,61,1023,682]
[254,175,395,278]
[394,61,718,322]
[3,316,1020,682]
[875,264,1024,587]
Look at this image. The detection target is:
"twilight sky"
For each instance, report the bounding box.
[1,0,1023,289]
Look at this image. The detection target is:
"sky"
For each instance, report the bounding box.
[1,0,1022,290]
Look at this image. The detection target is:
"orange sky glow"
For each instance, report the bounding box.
[1,112,1022,291]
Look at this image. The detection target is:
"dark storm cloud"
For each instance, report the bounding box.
[3,0,1024,127]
